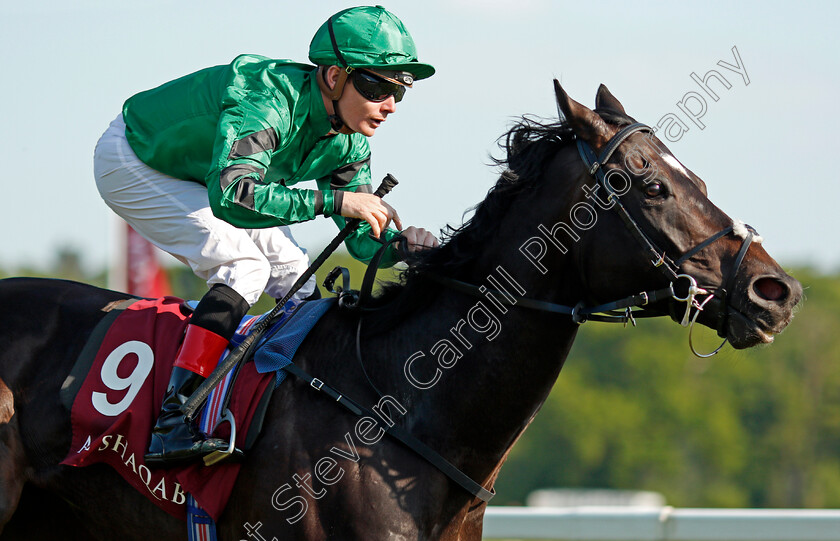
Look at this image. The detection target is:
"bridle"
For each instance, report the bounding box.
[416,122,759,357]
[576,122,758,356]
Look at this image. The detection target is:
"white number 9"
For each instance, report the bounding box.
[91,340,154,417]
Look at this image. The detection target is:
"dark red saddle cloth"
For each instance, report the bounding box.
[60,296,274,521]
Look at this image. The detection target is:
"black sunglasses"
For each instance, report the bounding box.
[351,69,407,103]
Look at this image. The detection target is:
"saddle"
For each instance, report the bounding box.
[59,295,333,521]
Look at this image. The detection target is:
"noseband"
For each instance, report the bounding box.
[576,123,758,356]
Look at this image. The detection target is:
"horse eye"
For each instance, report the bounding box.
[644,182,663,197]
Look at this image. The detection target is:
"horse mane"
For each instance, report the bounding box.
[362,107,636,327]
[406,116,574,279]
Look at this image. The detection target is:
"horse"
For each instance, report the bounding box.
[0,82,801,540]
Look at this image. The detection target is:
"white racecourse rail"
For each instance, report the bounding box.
[481,506,840,540]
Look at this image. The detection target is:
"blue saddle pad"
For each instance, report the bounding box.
[253,298,335,386]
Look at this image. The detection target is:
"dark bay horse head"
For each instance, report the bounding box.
[545,82,802,348]
[404,82,801,352]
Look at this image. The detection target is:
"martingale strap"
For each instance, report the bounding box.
[282,363,496,502]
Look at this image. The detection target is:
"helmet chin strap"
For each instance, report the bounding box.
[317,66,355,135]
[321,16,357,135]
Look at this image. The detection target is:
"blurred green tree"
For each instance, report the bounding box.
[494,267,840,509]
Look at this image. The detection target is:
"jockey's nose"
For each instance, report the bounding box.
[381,95,397,114]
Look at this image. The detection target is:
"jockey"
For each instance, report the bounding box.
[94,6,439,467]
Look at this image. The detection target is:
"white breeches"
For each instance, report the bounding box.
[93,114,315,306]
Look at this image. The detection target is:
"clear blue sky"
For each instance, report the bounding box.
[2,0,838,273]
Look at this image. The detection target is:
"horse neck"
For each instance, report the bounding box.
[367,147,589,481]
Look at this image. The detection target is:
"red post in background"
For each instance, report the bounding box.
[121,223,172,298]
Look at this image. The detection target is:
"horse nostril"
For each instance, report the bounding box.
[753,277,788,302]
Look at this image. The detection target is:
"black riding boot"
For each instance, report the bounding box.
[144,366,230,467]
[145,284,250,468]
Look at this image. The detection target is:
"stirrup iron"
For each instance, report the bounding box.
[203,409,238,466]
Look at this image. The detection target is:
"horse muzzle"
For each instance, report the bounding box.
[704,272,803,349]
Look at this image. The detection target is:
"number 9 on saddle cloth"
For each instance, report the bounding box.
[58,294,334,521]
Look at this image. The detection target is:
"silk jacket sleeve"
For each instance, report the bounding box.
[205,93,334,228]
[315,160,402,268]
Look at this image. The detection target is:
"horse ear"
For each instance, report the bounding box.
[595,83,626,114]
[554,80,610,149]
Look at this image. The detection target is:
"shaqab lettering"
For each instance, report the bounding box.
[94,432,187,505]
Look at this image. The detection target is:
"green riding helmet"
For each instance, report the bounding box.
[309,5,435,81]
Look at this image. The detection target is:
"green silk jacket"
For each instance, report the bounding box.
[122,54,399,265]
